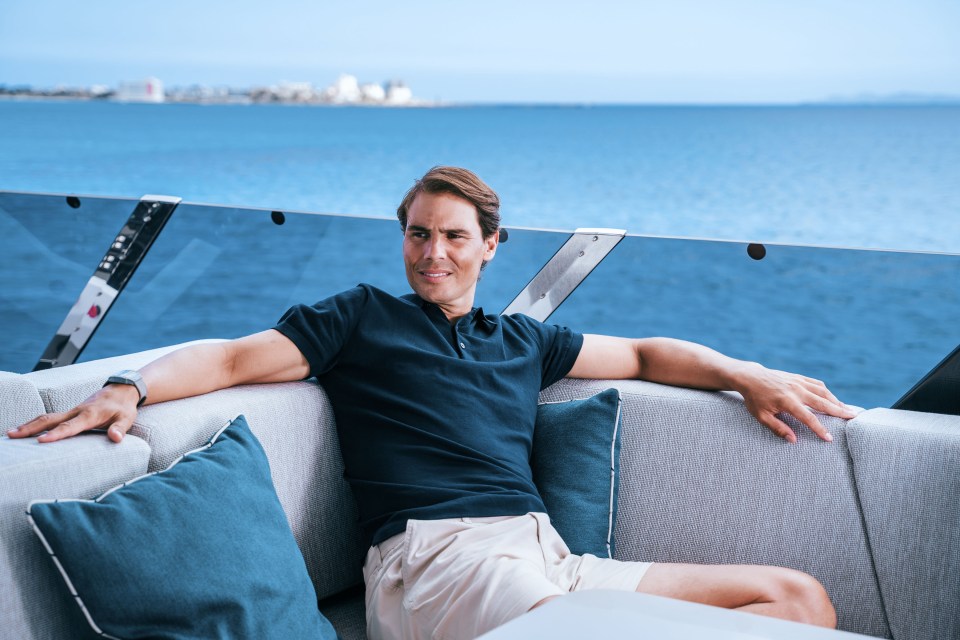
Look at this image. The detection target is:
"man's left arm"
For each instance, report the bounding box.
[567,334,857,443]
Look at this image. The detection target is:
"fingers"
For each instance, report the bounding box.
[789,402,833,443]
[758,413,797,444]
[6,406,134,444]
[7,410,76,439]
[106,421,131,443]
[801,388,856,421]
[797,377,855,418]
[37,415,102,443]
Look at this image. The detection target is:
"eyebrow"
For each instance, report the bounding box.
[407,225,472,235]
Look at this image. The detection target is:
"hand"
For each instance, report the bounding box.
[6,384,141,444]
[733,363,858,443]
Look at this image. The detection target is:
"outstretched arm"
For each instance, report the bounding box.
[8,329,309,444]
[567,334,857,443]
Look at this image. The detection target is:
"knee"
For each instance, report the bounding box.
[768,570,837,629]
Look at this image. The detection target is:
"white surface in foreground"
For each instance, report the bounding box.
[478,590,877,640]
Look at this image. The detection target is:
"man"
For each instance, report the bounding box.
[11,166,851,638]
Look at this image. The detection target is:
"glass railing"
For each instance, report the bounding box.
[0,192,568,371]
[0,191,140,373]
[1,190,957,412]
[549,236,960,410]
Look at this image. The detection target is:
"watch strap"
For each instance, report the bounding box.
[104,369,147,407]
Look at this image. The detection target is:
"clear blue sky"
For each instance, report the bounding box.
[1,0,958,103]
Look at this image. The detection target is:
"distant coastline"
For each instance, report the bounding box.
[4,76,960,108]
[0,73,429,107]
[4,93,959,108]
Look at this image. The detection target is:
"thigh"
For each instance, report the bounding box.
[371,516,566,640]
[636,562,797,608]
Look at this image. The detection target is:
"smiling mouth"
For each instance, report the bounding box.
[417,269,450,279]
[419,270,451,279]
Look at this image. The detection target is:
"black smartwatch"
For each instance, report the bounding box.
[104,370,148,407]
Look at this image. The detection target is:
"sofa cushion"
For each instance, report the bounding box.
[27,415,338,640]
[540,378,890,638]
[0,371,45,431]
[1,432,150,640]
[533,388,622,558]
[848,408,960,640]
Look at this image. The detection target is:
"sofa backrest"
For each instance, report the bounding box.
[540,378,891,638]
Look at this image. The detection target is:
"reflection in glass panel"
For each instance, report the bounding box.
[81,203,569,362]
[0,191,139,373]
[549,236,960,410]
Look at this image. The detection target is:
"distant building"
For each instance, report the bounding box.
[360,82,386,103]
[274,81,315,102]
[323,74,361,103]
[385,81,412,105]
[115,77,164,103]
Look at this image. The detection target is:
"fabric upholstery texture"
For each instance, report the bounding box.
[848,408,960,640]
[540,378,891,638]
[0,371,45,431]
[0,433,150,640]
[132,380,365,601]
[319,586,367,640]
[27,415,338,640]
[533,388,622,557]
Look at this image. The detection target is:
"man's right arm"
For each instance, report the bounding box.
[7,329,309,444]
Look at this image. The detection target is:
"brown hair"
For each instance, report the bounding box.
[396,166,500,239]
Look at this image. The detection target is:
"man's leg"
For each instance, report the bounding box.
[636,563,837,628]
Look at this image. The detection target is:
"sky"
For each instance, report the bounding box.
[1,0,959,104]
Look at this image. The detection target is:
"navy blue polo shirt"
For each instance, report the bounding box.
[274,284,583,548]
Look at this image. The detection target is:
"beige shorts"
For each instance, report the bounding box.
[362,512,652,640]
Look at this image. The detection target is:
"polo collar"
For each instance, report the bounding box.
[406,294,499,331]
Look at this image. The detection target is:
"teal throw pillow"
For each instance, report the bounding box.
[532,388,623,558]
[27,415,339,640]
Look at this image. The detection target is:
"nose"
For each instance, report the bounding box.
[424,236,446,260]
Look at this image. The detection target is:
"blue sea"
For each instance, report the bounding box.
[3,100,959,251]
[1,100,959,409]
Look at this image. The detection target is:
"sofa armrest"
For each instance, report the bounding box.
[847,408,960,640]
[0,371,46,431]
[0,433,150,640]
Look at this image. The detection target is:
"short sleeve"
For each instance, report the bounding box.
[539,324,584,389]
[506,314,584,390]
[273,286,369,378]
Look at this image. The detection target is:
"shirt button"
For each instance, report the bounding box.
[459,342,466,349]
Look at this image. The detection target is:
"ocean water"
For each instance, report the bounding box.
[2,100,959,251]
[1,100,958,410]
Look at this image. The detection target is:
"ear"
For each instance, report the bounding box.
[483,231,499,263]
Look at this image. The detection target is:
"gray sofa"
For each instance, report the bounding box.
[2,341,958,640]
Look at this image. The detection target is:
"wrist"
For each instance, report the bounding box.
[725,360,764,394]
[101,382,141,404]
[103,369,148,407]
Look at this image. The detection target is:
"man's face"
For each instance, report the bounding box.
[403,191,498,321]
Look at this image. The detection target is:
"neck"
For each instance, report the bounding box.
[437,302,471,324]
